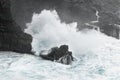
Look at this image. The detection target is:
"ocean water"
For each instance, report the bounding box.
[0,10,120,80]
[0,41,120,80]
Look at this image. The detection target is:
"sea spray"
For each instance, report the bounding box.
[25,9,117,57]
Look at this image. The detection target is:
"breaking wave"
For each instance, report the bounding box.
[0,10,120,80]
[25,10,117,57]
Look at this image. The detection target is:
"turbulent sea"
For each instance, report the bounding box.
[0,10,120,80]
[0,42,120,80]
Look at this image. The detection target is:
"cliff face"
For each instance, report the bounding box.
[0,0,32,53]
[10,0,96,30]
[10,0,120,38]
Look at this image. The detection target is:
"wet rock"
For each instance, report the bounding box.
[40,45,74,65]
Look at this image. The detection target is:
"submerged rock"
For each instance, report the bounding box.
[40,45,74,65]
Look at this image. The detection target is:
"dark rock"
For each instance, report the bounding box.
[99,24,120,39]
[0,0,32,53]
[40,45,74,65]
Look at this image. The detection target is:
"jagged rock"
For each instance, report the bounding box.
[0,0,32,53]
[40,45,74,65]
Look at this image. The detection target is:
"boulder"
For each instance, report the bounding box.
[40,45,74,65]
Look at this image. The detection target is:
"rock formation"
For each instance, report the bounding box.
[40,45,74,65]
[0,0,32,53]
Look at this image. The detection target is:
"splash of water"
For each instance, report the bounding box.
[25,9,117,57]
[0,10,120,80]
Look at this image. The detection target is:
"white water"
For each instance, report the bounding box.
[0,10,120,80]
[25,10,116,57]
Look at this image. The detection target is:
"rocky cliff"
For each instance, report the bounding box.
[10,0,120,39]
[0,0,32,53]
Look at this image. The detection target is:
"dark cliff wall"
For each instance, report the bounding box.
[10,0,120,38]
[10,0,96,30]
[0,0,32,53]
